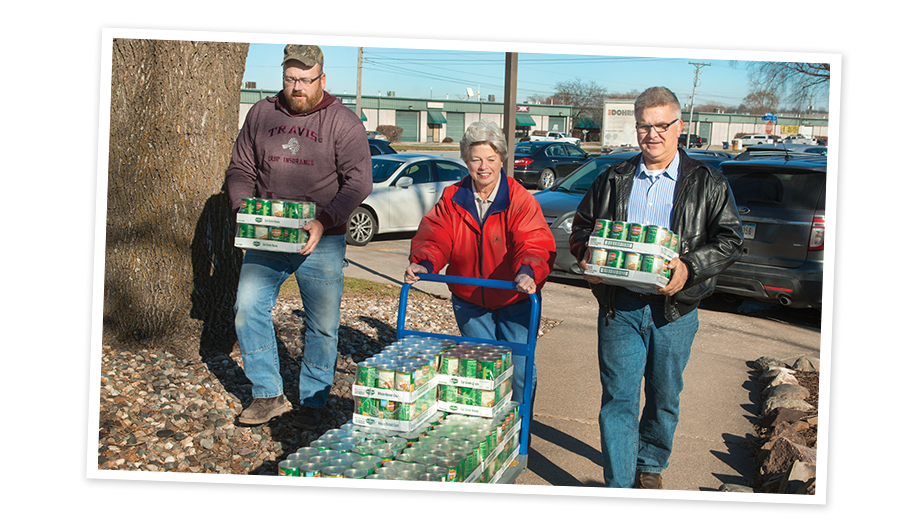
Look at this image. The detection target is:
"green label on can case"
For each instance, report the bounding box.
[608,221,628,240]
[626,223,644,242]
[593,219,611,238]
[253,199,272,216]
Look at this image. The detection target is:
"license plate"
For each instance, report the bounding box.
[742,222,756,240]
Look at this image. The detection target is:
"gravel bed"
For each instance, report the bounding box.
[97,294,559,475]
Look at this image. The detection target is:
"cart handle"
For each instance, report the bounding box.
[399,273,540,343]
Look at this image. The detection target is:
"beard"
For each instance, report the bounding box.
[285,88,322,114]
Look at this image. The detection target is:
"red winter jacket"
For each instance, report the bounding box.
[409,171,557,310]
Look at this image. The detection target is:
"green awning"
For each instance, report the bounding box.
[426,110,447,124]
[358,110,367,121]
[516,113,536,127]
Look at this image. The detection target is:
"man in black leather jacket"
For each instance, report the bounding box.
[569,87,742,489]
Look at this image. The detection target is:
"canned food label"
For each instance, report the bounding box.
[589,247,607,266]
[606,249,625,269]
[271,201,285,218]
[593,219,611,238]
[253,199,272,216]
[626,223,644,242]
[624,253,641,271]
[643,226,670,246]
[608,221,627,240]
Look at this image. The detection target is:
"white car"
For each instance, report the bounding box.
[346,154,469,246]
[740,134,775,146]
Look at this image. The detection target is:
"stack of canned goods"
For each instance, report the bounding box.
[353,337,455,421]
[237,197,315,243]
[587,219,679,277]
[282,403,522,483]
[438,342,511,379]
[439,377,512,408]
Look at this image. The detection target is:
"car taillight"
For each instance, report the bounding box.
[514,157,533,166]
[809,216,825,251]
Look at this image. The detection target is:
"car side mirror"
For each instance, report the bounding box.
[395,176,414,188]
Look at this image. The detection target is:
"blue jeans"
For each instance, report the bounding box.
[597,289,699,488]
[450,294,539,406]
[234,235,346,408]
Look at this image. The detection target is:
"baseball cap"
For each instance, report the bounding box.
[282,45,324,68]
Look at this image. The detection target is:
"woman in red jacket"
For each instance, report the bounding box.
[404,121,556,408]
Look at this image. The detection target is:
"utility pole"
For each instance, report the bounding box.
[687,62,710,147]
[503,53,518,178]
[356,47,363,120]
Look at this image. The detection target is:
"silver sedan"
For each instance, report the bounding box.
[346,154,469,246]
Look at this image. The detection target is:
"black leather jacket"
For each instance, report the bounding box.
[569,150,743,322]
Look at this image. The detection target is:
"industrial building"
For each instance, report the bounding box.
[239,89,830,148]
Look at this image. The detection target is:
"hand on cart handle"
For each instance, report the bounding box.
[404,262,428,283]
[515,273,537,294]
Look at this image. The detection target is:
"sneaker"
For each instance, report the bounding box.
[294,405,323,430]
[237,395,292,425]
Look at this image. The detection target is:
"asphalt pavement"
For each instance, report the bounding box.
[343,236,822,492]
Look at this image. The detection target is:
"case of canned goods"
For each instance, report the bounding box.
[584,219,680,289]
[234,197,316,253]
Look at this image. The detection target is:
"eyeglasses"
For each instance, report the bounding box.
[635,118,680,135]
[283,73,323,86]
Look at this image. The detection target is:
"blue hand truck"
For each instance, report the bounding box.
[397,273,538,483]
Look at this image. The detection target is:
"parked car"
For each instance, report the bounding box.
[346,154,468,246]
[367,131,388,141]
[529,131,582,146]
[678,133,706,148]
[739,134,775,146]
[368,137,397,156]
[781,134,817,145]
[513,141,593,190]
[735,143,827,160]
[684,149,733,160]
[714,155,827,308]
[533,151,730,280]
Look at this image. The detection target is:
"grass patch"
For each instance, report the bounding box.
[278,276,441,301]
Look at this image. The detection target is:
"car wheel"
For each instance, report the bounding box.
[346,206,377,246]
[538,168,556,190]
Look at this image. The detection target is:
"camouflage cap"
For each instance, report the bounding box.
[282,45,324,68]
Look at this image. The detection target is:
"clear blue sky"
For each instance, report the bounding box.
[242,43,825,111]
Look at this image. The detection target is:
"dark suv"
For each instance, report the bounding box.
[714,155,827,308]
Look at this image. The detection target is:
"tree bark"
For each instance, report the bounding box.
[105,39,249,357]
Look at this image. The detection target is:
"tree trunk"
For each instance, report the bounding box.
[105,39,249,358]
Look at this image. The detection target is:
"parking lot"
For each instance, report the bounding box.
[344,235,822,490]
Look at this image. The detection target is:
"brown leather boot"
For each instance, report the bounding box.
[635,472,663,489]
[237,395,292,425]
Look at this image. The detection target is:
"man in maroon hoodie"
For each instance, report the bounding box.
[226,45,373,428]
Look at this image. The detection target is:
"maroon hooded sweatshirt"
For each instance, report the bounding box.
[226,91,373,236]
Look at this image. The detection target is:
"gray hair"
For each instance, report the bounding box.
[460,121,508,162]
[634,87,682,119]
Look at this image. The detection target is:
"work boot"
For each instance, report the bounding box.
[237,395,292,425]
[635,472,663,489]
[294,405,323,430]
